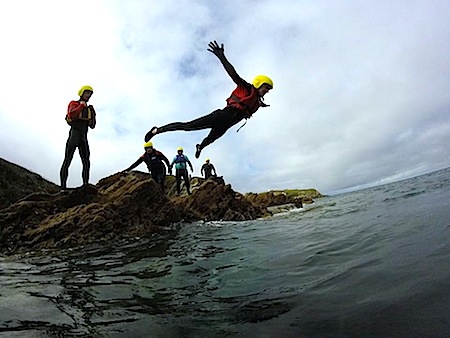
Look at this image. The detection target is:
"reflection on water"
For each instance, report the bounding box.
[2,224,299,337]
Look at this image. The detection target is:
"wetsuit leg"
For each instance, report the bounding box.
[197,108,244,151]
[78,137,90,185]
[60,129,79,189]
[158,110,221,134]
[157,172,165,190]
[152,169,165,190]
[198,126,229,150]
[175,169,182,194]
[181,169,191,194]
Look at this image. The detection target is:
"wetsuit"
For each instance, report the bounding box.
[201,162,216,179]
[60,101,96,189]
[171,154,193,195]
[125,150,170,189]
[154,76,264,151]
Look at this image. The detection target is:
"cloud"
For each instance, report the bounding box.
[1,0,449,195]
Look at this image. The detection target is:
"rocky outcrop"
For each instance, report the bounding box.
[0,158,59,210]
[181,177,267,221]
[0,172,268,255]
[0,158,323,255]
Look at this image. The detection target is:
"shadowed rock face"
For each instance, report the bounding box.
[0,159,319,255]
[0,173,185,254]
[0,172,267,255]
[245,191,304,209]
[0,158,59,210]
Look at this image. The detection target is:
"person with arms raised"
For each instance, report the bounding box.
[145,40,273,159]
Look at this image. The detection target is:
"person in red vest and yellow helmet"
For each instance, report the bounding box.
[60,85,96,191]
[145,40,273,159]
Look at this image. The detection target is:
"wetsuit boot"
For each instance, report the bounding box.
[195,144,202,159]
[144,126,158,142]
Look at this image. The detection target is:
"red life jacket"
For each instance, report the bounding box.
[65,101,94,126]
[226,85,260,116]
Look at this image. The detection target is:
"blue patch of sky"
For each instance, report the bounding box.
[177,54,201,79]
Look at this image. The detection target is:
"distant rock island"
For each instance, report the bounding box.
[0,158,324,255]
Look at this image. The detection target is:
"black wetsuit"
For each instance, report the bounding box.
[60,118,90,189]
[201,163,216,179]
[158,107,245,150]
[125,150,170,189]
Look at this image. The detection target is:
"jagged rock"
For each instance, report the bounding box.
[0,158,324,255]
[0,170,265,255]
[245,191,304,210]
[177,179,269,221]
[0,173,194,254]
[0,158,59,209]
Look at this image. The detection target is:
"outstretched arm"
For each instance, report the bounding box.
[124,157,143,172]
[207,40,242,85]
[187,160,194,172]
[162,154,170,169]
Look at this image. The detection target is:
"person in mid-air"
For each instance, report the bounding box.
[170,147,193,195]
[60,85,96,191]
[144,40,273,158]
[201,158,216,180]
[124,141,171,190]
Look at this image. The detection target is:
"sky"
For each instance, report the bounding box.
[1,0,449,195]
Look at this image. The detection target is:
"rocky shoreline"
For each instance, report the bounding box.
[0,158,324,255]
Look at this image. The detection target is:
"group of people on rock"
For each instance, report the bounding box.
[123,143,217,195]
[60,40,273,195]
[124,143,195,195]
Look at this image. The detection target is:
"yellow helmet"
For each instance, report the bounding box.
[205,158,210,162]
[78,85,93,96]
[144,141,153,148]
[177,147,183,151]
[252,75,273,89]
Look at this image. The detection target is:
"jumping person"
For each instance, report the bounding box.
[60,85,96,190]
[170,147,194,195]
[201,158,216,180]
[144,40,273,158]
[124,141,171,190]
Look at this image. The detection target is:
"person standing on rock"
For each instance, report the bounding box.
[201,158,216,180]
[170,147,193,195]
[124,141,171,190]
[60,85,96,191]
[144,40,273,159]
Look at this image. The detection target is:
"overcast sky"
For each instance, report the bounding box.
[1,0,449,195]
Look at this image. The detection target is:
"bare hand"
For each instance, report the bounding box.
[207,40,225,58]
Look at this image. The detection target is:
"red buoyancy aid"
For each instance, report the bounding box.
[65,101,95,126]
[226,85,260,117]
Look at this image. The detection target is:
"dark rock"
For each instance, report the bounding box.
[0,158,323,255]
[245,191,304,209]
[0,158,59,210]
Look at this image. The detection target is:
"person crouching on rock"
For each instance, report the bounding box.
[201,158,216,180]
[124,141,171,190]
[170,147,193,196]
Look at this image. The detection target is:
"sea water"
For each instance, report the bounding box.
[0,168,449,337]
